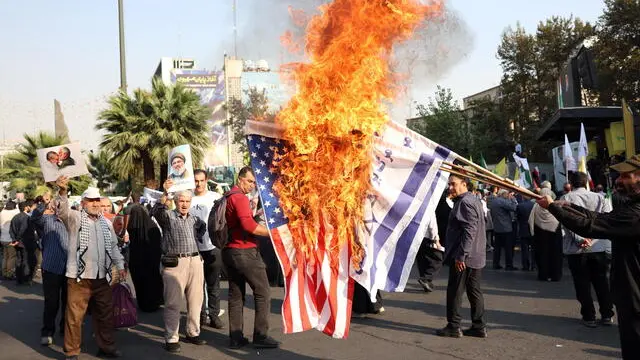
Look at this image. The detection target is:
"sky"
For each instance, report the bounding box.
[0,0,606,150]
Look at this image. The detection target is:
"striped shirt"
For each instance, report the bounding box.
[152,204,205,255]
[31,204,69,275]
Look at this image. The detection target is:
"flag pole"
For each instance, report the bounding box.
[441,162,542,199]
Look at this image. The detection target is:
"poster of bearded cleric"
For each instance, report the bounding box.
[36,142,89,182]
[167,144,196,192]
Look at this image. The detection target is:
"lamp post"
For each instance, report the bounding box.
[118,0,127,92]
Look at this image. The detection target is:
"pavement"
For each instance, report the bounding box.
[0,256,622,360]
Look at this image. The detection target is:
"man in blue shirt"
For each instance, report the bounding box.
[31,195,69,347]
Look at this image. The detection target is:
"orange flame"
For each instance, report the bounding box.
[275,0,443,266]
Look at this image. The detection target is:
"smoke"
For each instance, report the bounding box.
[391,5,475,121]
[220,1,474,119]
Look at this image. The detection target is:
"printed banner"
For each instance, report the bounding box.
[36,142,89,182]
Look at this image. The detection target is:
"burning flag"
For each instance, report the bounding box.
[248,0,446,339]
[246,119,453,338]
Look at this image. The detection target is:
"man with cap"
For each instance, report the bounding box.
[169,153,190,180]
[536,154,640,360]
[55,177,126,360]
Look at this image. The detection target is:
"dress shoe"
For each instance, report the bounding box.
[582,319,598,328]
[65,356,79,360]
[436,325,462,338]
[184,336,206,345]
[229,336,250,349]
[253,335,280,348]
[463,327,487,338]
[96,348,122,358]
[505,266,518,271]
[210,315,225,329]
[493,265,503,270]
[418,279,434,293]
[165,342,181,353]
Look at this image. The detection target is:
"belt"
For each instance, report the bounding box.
[174,252,199,258]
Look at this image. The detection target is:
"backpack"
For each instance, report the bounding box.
[208,190,243,249]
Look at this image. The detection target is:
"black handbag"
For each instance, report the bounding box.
[161,254,178,268]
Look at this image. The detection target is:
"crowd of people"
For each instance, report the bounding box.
[1,156,639,359]
[409,155,640,360]
[0,166,281,360]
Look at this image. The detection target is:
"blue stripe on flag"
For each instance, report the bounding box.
[385,159,446,291]
[369,152,435,285]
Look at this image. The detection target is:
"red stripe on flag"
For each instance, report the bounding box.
[270,228,294,333]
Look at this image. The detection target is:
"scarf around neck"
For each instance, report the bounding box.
[77,210,115,282]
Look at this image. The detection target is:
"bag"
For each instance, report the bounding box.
[112,282,137,328]
[208,190,242,249]
[161,254,178,268]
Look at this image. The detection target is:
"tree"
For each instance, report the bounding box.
[226,88,276,161]
[0,132,91,197]
[465,98,513,161]
[411,86,468,154]
[497,17,594,161]
[593,0,640,107]
[88,150,118,193]
[97,77,210,184]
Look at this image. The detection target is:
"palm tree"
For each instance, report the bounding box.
[0,132,92,197]
[88,150,118,193]
[96,77,210,184]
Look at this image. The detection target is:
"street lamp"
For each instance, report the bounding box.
[118,0,127,92]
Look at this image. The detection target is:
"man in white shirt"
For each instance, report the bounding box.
[55,177,125,360]
[189,169,224,329]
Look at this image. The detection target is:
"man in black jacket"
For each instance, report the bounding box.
[10,199,38,285]
[437,174,487,338]
[537,154,640,360]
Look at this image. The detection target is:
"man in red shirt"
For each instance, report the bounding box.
[223,166,279,349]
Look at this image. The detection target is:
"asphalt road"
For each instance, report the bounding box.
[0,257,622,360]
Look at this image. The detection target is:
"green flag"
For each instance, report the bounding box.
[480,154,488,169]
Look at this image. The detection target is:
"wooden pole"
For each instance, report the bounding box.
[441,164,542,200]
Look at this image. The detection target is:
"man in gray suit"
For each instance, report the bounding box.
[437,174,487,338]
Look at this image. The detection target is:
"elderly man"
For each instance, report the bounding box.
[55,177,125,360]
[152,179,206,353]
[31,195,69,346]
[560,172,614,328]
[437,174,487,338]
[189,169,224,329]
[489,189,518,270]
[222,166,278,349]
[536,155,640,360]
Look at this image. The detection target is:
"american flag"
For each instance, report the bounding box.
[246,124,353,338]
[245,120,453,338]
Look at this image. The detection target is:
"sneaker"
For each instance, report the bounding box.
[218,309,226,317]
[183,336,206,345]
[253,335,280,348]
[165,342,181,353]
[601,317,614,326]
[229,336,250,349]
[582,319,598,328]
[41,336,53,346]
[417,279,434,293]
[462,327,487,338]
[96,348,122,358]
[436,325,463,338]
[376,306,385,314]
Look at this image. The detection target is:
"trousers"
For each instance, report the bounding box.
[162,255,204,343]
[64,278,116,357]
[566,252,614,321]
[42,271,67,337]
[446,265,486,329]
[201,248,222,318]
[223,247,271,340]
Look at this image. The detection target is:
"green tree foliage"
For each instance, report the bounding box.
[87,150,118,192]
[593,0,640,107]
[465,98,513,161]
[0,132,91,197]
[498,17,595,160]
[96,77,210,184]
[226,88,276,161]
[411,86,468,154]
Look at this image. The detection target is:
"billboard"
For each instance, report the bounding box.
[241,72,291,111]
[171,69,227,167]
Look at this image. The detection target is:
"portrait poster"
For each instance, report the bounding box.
[167,144,195,192]
[36,142,89,182]
[142,187,163,206]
